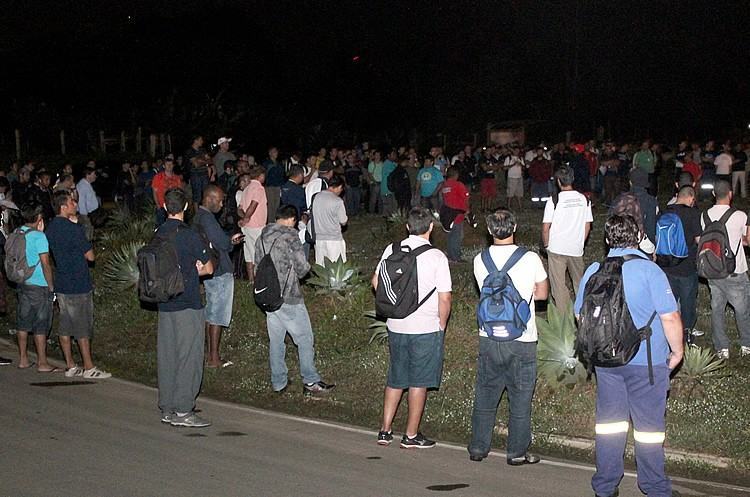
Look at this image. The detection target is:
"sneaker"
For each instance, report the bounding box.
[0,356,12,366]
[594,489,619,497]
[303,381,335,394]
[741,346,750,357]
[717,349,729,360]
[82,367,112,379]
[64,365,84,377]
[507,453,541,466]
[170,413,211,428]
[690,329,705,337]
[377,430,393,446]
[400,432,436,449]
[160,412,174,424]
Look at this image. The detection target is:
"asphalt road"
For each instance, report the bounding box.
[1,342,747,497]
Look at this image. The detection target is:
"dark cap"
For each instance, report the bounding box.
[318,160,334,173]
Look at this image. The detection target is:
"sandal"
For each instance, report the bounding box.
[37,367,62,373]
[65,366,84,378]
[83,367,112,379]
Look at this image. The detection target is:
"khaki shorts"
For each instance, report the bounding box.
[507,177,524,198]
[241,226,264,262]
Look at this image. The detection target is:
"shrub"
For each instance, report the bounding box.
[363,310,388,344]
[307,256,361,294]
[673,346,729,400]
[536,302,588,389]
[100,241,144,292]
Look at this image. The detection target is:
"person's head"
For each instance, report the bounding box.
[84,166,97,183]
[318,162,334,178]
[237,173,251,190]
[140,161,150,172]
[21,201,45,229]
[629,168,649,190]
[372,150,382,162]
[18,168,30,183]
[201,184,225,214]
[318,147,327,158]
[486,207,516,242]
[57,174,75,190]
[406,206,434,237]
[268,146,279,161]
[288,165,304,184]
[223,160,236,175]
[713,179,732,204]
[217,136,231,152]
[555,165,574,188]
[679,140,688,150]
[37,171,52,188]
[163,157,175,173]
[640,140,650,150]
[191,135,204,149]
[464,144,472,156]
[121,162,131,172]
[62,163,73,175]
[535,147,545,158]
[52,189,78,218]
[675,185,696,207]
[446,166,460,179]
[275,204,298,227]
[326,174,346,196]
[164,188,189,216]
[236,159,250,175]
[604,214,640,249]
[423,156,434,167]
[249,166,266,184]
[676,171,695,188]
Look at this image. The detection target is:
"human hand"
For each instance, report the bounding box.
[196,260,205,272]
[231,233,245,245]
[667,351,683,370]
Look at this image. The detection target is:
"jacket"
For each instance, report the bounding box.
[254,223,310,304]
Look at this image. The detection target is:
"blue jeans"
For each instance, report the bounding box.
[446,222,463,261]
[345,186,361,216]
[190,174,209,205]
[666,272,698,336]
[265,303,321,391]
[468,338,537,459]
[708,273,750,350]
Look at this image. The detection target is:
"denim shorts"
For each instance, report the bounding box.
[58,292,94,339]
[387,330,444,389]
[204,273,234,327]
[17,284,54,335]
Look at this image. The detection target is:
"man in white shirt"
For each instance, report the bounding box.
[504,147,525,210]
[468,207,548,466]
[372,207,452,449]
[76,167,99,241]
[713,144,734,183]
[701,180,750,359]
[542,165,593,311]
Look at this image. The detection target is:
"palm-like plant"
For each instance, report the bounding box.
[101,241,144,292]
[100,217,155,246]
[364,310,388,344]
[307,256,360,293]
[673,346,729,400]
[386,210,408,227]
[536,302,589,389]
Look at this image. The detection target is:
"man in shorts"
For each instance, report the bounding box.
[46,189,111,378]
[193,185,243,368]
[372,207,452,448]
[13,202,57,372]
[239,166,267,283]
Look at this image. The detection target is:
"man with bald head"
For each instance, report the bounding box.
[193,185,243,368]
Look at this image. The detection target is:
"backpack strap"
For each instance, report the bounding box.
[498,247,528,274]
[716,208,742,256]
[401,241,439,310]
[480,248,498,274]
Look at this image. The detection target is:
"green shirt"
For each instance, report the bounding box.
[368,161,384,182]
[632,150,655,174]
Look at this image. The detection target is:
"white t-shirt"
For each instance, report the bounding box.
[714,153,733,175]
[504,156,525,179]
[377,236,452,334]
[305,178,325,208]
[701,205,748,274]
[543,190,593,257]
[473,245,547,342]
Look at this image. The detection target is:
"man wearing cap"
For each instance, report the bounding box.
[213,137,236,179]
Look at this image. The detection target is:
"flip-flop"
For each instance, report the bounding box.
[17,362,36,370]
[37,367,62,373]
[221,360,234,368]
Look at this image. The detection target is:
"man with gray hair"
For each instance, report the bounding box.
[542,165,592,311]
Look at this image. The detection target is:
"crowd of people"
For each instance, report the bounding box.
[2,133,750,497]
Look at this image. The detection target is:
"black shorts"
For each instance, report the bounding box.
[386,330,445,389]
[16,285,53,335]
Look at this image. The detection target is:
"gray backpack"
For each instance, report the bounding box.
[4,228,40,283]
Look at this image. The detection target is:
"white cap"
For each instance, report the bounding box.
[217,137,232,146]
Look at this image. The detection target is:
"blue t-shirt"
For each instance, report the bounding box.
[280,180,307,216]
[46,217,93,294]
[417,166,444,197]
[381,160,397,195]
[156,219,210,312]
[20,226,48,287]
[574,248,678,366]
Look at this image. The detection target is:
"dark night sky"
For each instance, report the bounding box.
[2,0,749,147]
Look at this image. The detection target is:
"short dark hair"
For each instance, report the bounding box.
[164,188,188,215]
[52,189,73,214]
[446,166,460,179]
[713,179,731,200]
[677,185,695,199]
[406,206,433,235]
[677,171,694,187]
[327,174,346,189]
[83,166,97,177]
[288,165,304,178]
[276,204,298,221]
[604,214,640,249]
[20,201,44,224]
[555,165,574,187]
[486,207,516,240]
[249,166,265,180]
[202,184,224,203]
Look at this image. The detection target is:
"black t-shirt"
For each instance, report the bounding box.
[660,204,702,277]
[156,219,210,312]
[344,165,363,187]
[733,151,747,172]
[46,216,93,294]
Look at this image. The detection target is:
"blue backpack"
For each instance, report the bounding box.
[655,211,688,267]
[477,247,531,341]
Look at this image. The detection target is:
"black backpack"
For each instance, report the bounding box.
[136,223,185,303]
[575,255,658,383]
[375,241,436,319]
[697,208,740,280]
[253,237,291,313]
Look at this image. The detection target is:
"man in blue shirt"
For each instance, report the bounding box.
[380,150,398,216]
[575,214,684,497]
[263,147,286,224]
[416,158,444,211]
[157,188,214,428]
[280,165,307,218]
[76,167,99,241]
[47,189,111,379]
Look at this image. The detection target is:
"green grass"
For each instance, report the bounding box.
[3,184,750,485]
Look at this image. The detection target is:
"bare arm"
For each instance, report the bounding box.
[660,311,684,369]
[243,200,258,221]
[84,249,95,262]
[533,278,549,301]
[40,253,54,292]
[542,223,551,247]
[197,259,214,277]
[371,271,379,290]
[438,291,452,331]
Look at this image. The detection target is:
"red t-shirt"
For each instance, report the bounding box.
[528,159,552,183]
[441,178,469,223]
[682,161,702,182]
[152,171,183,207]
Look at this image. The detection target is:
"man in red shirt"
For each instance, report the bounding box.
[440,166,470,262]
[681,156,702,184]
[528,147,553,208]
[152,157,184,226]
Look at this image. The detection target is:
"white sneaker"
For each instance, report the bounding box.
[741,346,750,357]
[690,329,705,337]
[717,349,729,360]
[64,365,84,378]
[82,367,112,379]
